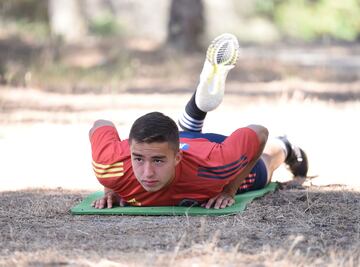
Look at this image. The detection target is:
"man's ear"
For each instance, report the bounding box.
[175,150,183,165]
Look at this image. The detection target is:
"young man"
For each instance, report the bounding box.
[90,34,308,209]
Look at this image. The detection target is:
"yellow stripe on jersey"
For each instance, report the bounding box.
[92,160,123,168]
[95,172,124,179]
[92,160,124,179]
[93,167,124,173]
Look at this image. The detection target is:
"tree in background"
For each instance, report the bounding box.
[1,0,359,45]
[48,0,87,43]
[167,0,204,51]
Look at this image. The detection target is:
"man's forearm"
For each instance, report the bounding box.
[224,126,268,196]
[222,159,260,196]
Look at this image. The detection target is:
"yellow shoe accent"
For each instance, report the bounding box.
[196,33,239,112]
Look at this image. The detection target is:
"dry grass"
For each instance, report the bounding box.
[0,186,358,266]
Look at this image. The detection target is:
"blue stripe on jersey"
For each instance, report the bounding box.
[197,155,249,180]
[197,162,248,179]
[198,155,247,171]
[198,161,248,176]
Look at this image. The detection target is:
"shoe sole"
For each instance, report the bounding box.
[206,33,239,66]
[195,33,239,112]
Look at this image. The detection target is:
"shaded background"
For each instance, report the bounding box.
[0,0,359,190]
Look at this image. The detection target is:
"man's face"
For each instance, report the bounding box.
[130,141,182,192]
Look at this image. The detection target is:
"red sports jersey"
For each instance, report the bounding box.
[90,126,259,206]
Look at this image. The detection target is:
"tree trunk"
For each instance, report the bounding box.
[167,0,204,52]
[48,0,87,43]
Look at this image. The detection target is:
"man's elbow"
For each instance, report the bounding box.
[89,119,115,139]
[247,124,269,148]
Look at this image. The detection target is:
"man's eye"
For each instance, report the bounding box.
[154,159,164,164]
[134,158,143,162]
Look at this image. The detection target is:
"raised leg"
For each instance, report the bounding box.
[262,136,309,183]
[237,136,309,194]
[178,33,239,132]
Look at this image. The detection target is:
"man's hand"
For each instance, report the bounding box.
[202,192,235,209]
[91,190,125,209]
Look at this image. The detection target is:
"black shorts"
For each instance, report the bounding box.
[236,158,268,194]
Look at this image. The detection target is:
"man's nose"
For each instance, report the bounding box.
[143,162,154,178]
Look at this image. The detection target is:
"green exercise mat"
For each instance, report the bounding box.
[71,182,278,216]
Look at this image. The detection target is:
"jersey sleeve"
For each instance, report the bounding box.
[90,125,122,163]
[221,127,260,162]
[207,127,260,171]
[90,125,126,189]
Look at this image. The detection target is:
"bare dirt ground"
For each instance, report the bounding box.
[0,185,359,267]
[0,41,359,266]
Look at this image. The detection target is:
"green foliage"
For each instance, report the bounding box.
[273,0,360,41]
[29,52,135,93]
[255,0,277,18]
[12,19,50,40]
[89,13,122,37]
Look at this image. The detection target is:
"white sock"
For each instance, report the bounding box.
[273,138,288,158]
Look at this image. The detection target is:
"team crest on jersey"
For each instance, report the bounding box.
[179,143,189,150]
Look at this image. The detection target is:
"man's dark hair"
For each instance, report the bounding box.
[129,112,179,151]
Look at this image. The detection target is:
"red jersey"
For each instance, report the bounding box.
[90,126,259,206]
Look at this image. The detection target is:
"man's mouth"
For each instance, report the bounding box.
[142,180,158,187]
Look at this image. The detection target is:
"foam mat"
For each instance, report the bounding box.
[71,182,278,216]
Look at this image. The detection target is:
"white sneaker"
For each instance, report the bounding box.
[195,33,239,112]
